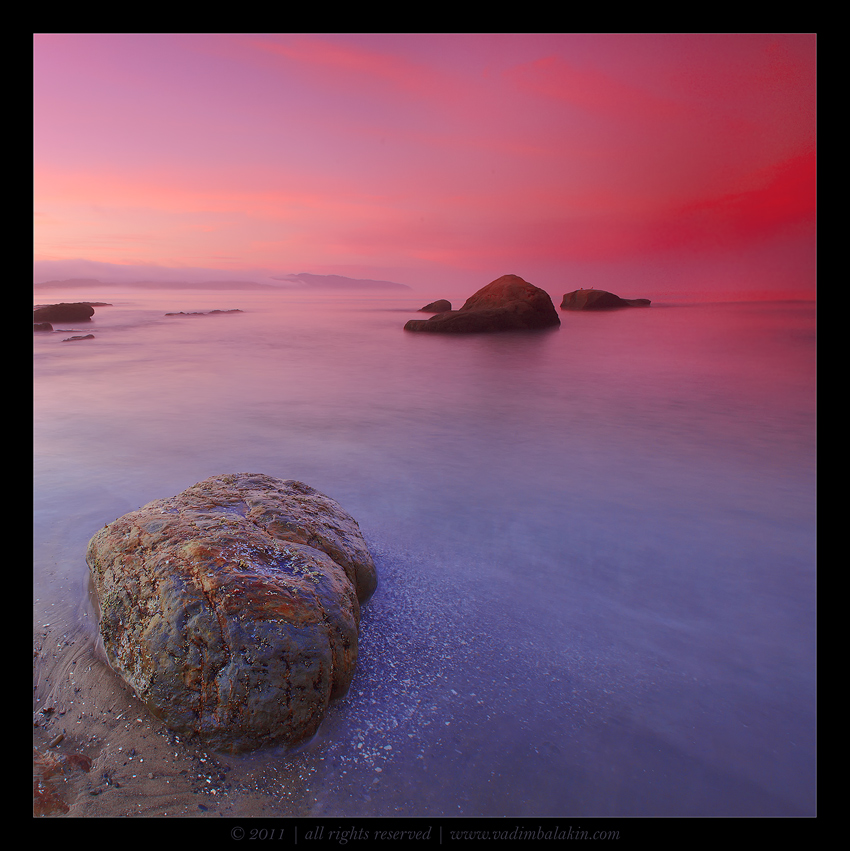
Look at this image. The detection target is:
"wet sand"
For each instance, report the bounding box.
[34,598,294,819]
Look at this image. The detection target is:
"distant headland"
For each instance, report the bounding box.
[34,273,412,292]
[33,277,275,291]
[272,273,411,291]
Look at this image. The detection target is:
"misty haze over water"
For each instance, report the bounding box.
[33,285,816,817]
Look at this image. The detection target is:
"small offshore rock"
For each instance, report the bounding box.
[561,289,651,310]
[33,303,95,322]
[34,322,53,332]
[86,473,377,753]
[62,334,95,342]
[164,309,243,316]
[419,299,452,313]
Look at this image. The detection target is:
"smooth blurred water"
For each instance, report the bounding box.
[33,287,816,816]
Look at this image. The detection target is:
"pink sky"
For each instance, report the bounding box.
[33,33,816,299]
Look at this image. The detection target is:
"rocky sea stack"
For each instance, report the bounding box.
[404,275,560,334]
[561,290,651,310]
[86,473,377,753]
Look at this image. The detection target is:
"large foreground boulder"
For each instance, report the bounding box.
[33,303,95,322]
[86,473,377,753]
[404,275,559,333]
[561,289,651,310]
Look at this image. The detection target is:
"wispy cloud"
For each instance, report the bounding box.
[33,33,816,293]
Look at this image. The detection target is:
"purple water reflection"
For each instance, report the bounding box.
[33,288,816,816]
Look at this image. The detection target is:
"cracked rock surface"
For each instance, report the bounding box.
[86,473,377,753]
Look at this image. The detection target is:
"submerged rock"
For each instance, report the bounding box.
[61,334,95,342]
[164,309,243,316]
[86,473,377,753]
[561,289,651,310]
[404,275,560,333]
[419,299,452,313]
[33,303,95,323]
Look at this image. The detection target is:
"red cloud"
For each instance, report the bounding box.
[506,54,685,121]
[244,35,455,103]
[646,150,816,253]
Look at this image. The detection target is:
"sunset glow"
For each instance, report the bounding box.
[33,33,816,298]
[34,34,817,821]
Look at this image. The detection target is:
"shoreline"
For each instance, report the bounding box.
[34,529,817,819]
[32,542,484,820]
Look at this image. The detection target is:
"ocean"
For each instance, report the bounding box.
[33,285,816,817]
